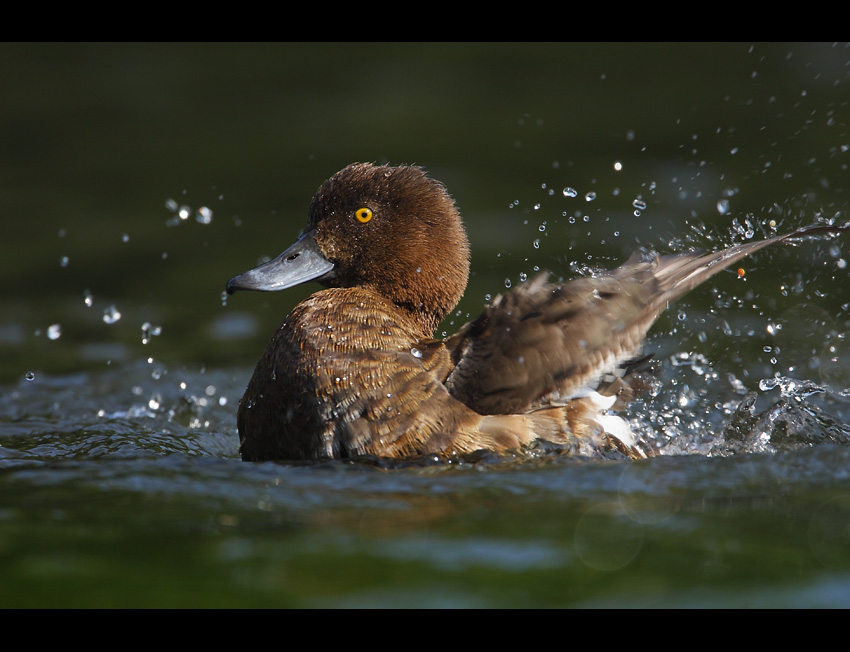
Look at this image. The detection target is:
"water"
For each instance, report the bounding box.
[3,43,850,607]
[4,362,850,607]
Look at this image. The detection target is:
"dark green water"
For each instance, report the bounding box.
[2,43,850,607]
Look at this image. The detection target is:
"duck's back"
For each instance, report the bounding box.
[237,287,483,460]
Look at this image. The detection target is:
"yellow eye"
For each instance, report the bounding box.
[354,207,373,223]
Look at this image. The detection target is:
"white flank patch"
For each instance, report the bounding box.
[586,390,645,458]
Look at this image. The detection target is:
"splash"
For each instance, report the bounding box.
[712,378,850,455]
[141,322,163,345]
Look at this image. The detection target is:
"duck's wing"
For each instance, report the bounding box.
[445,222,849,416]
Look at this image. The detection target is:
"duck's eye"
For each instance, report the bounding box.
[354,207,373,223]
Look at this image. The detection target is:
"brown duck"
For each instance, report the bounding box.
[226,162,846,462]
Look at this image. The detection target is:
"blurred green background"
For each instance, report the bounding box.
[2,42,848,382]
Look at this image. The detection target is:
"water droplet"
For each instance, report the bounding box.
[632,198,647,211]
[47,323,61,340]
[410,347,423,359]
[585,191,597,202]
[25,371,35,381]
[717,199,730,215]
[504,279,512,289]
[59,255,69,267]
[141,322,161,345]
[165,198,179,211]
[538,223,546,232]
[103,305,122,324]
[563,187,578,198]
[613,161,623,171]
[178,205,191,220]
[196,206,213,224]
[122,233,130,243]
[533,239,540,249]
[519,272,527,282]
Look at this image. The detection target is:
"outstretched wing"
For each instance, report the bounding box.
[445,222,849,415]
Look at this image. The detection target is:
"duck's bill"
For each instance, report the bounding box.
[226,230,335,294]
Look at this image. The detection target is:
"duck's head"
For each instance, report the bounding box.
[226,163,471,336]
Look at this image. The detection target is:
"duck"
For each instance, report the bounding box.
[226,162,847,463]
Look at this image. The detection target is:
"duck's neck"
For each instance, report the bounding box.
[379,251,470,340]
[394,298,447,340]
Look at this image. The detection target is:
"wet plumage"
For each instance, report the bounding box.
[226,162,847,462]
